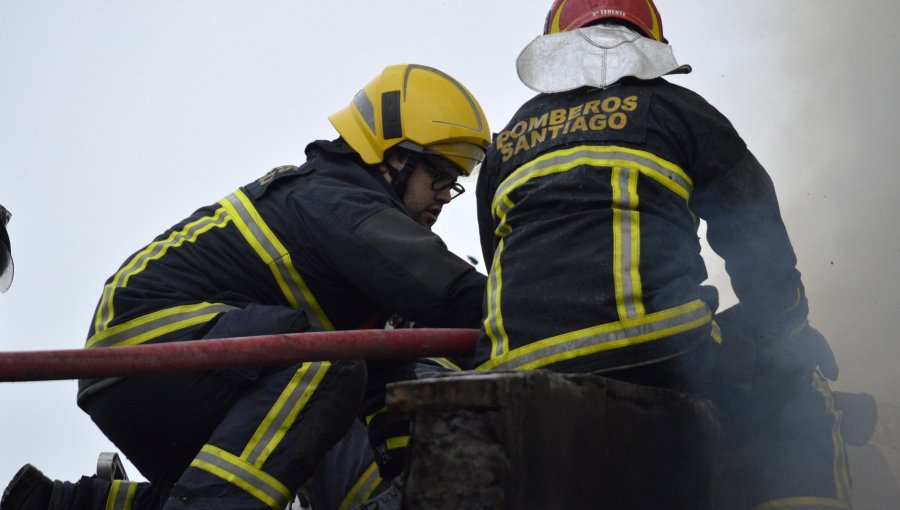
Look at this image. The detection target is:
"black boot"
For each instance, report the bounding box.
[0,465,60,510]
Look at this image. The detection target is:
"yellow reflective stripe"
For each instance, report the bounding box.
[105,480,138,510]
[611,167,644,320]
[492,145,692,219]
[477,300,710,371]
[483,238,510,359]
[86,302,237,348]
[191,445,291,510]
[494,195,515,239]
[385,436,410,450]
[812,373,852,505]
[241,362,331,466]
[365,406,387,426]
[93,207,232,333]
[710,320,723,345]
[425,357,462,371]
[338,462,382,510]
[219,190,334,331]
[751,497,851,509]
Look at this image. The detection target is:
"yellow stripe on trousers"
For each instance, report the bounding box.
[188,362,331,508]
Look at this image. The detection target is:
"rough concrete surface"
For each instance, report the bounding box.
[389,371,721,510]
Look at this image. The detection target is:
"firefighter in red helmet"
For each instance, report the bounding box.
[474,1,851,508]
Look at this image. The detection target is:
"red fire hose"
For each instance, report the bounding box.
[0,328,478,382]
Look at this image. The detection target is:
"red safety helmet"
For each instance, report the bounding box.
[544,0,665,42]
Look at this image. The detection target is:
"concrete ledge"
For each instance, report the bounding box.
[388,370,721,510]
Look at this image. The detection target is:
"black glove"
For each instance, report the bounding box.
[761,322,839,381]
[713,306,839,385]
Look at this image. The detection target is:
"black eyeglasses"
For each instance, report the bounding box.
[423,158,465,200]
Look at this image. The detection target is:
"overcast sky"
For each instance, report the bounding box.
[1,0,899,496]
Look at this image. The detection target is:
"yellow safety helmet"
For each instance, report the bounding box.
[329,64,491,176]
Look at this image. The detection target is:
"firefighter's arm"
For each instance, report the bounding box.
[346,206,485,328]
[692,148,838,379]
[297,183,485,329]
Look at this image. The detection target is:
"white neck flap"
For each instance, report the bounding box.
[516,24,691,93]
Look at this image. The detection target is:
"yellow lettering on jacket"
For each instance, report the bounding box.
[496,95,639,162]
[258,165,298,186]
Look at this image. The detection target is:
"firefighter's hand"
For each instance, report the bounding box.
[764,323,839,381]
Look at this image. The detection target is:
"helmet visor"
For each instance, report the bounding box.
[423,142,486,176]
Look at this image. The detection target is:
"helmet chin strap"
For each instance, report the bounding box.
[386,153,421,200]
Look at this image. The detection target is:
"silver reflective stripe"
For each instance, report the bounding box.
[339,463,381,510]
[94,207,231,333]
[750,498,851,510]
[220,191,333,331]
[193,449,290,509]
[425,357,462,371]
[483,238,508,358]
[811,373,852,506]
[486,197,515,356]
[353,90,376,135]
[87,303,237,348]
[494,195,514,239]
[613,167,642,320]
[492,145,692,219]
[243,362,329,465]
[487,301,710,371]
[106,480,137,510]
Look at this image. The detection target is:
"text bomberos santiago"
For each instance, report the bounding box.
[496,95,638,162]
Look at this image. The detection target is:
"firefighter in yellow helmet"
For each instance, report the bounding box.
[473,1,850,509]
[1,64,490,510]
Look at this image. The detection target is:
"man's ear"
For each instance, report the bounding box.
[380,152,409,182]
[386,152,406,170]
[376,164,390,183]
[378,155,398,183]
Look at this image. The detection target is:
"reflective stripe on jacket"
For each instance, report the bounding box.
[80,140,485,398]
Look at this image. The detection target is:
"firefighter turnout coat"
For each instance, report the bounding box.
[473,78,806,374]
[80,139,484,400]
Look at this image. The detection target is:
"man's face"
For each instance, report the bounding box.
[402,157,461,229]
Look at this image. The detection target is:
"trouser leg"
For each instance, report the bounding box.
[163,359,366,510]
[712,311,852,509]
[306,361,451,510]
[306,420,380,510]
[82,305,364,510]
[718,370,852,510]
[53,478,159,510]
